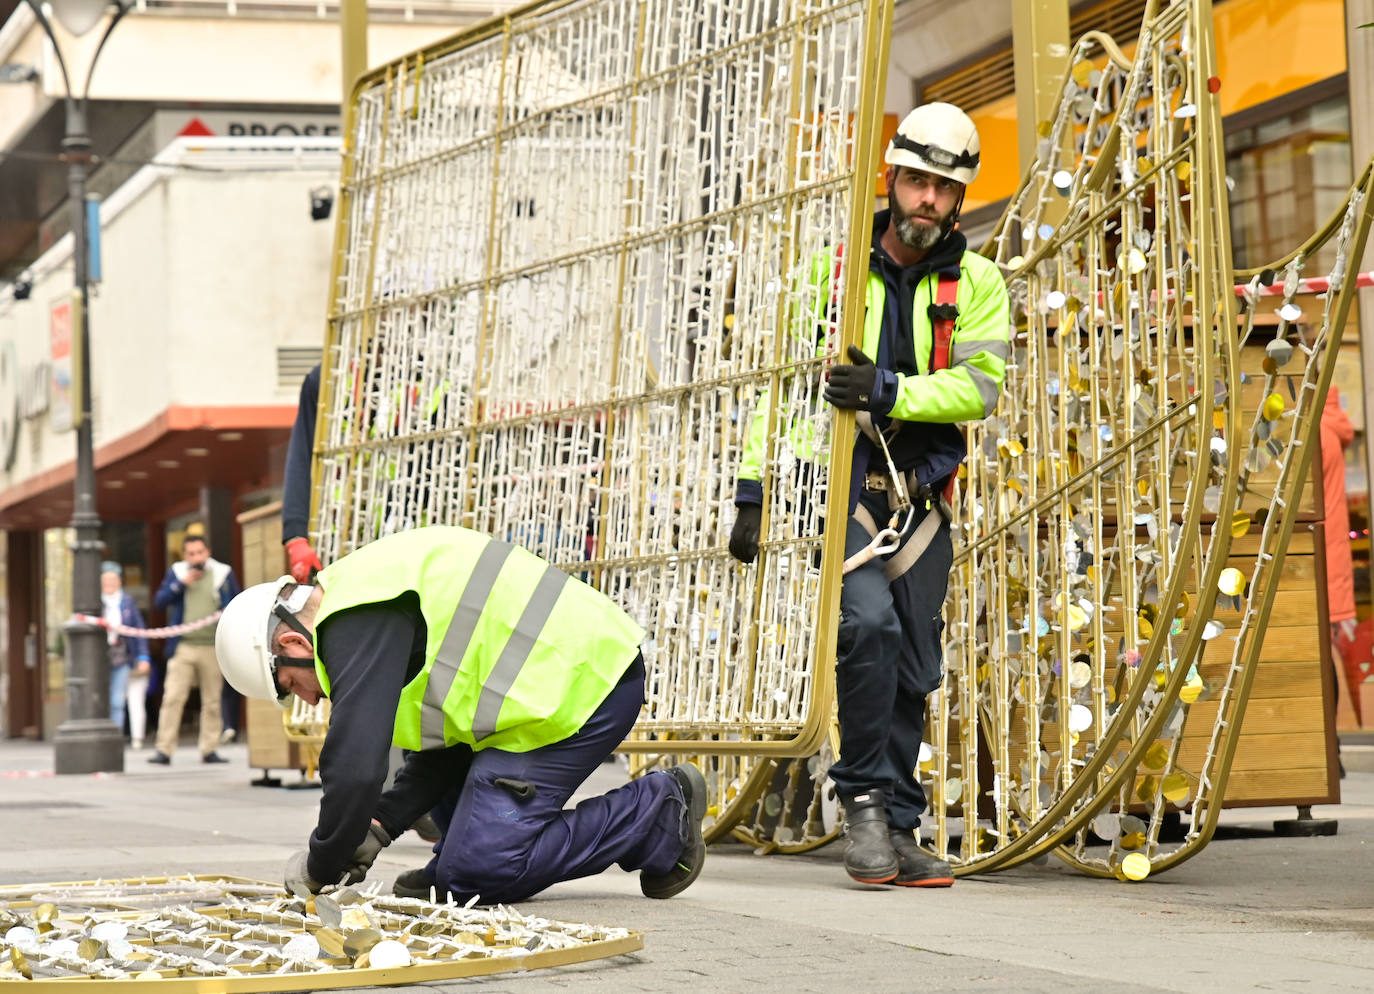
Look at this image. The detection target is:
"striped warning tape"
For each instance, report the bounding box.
[68,611,222,641]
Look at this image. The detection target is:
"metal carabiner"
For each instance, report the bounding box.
[842,505,917,575]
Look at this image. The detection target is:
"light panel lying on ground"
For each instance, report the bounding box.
[313,0,891,754]
[0,875,640,989]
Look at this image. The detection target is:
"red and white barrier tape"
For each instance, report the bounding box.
[69,611,222,640]
[1241,271,1374,297]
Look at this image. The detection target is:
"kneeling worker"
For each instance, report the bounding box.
[215,525,705,903]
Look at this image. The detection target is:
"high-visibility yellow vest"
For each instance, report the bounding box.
[313,526,644,753]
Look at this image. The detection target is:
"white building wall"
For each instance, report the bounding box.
[159,170,335,407]
[0,137,341,491]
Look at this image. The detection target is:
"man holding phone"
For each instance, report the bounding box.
[149,534,241,765]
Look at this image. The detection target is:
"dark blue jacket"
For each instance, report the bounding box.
[154,558,240,657]
[282,364,321,544]
[109,593,151,665]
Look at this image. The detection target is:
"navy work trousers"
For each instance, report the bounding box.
[431,655,685,904]
[827,493,952,831]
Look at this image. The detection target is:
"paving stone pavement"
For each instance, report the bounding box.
[3,738,1373,993]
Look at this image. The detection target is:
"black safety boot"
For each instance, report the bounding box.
[393,867,436,900]
[840,791,899,885]
[411,813,441,843]
[641,763,707,899]
[888,828,954,887]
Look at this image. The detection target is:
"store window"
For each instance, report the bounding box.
[43,529,73,723]
[1225,96,1352,275]
[1226,92,1369,603]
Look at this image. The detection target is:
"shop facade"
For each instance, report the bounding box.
[0,134,339,738]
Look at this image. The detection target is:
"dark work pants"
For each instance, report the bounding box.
[827,493,953,831]
[432,655,685,905]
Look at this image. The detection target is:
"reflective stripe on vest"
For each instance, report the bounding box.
[420,541,573,747]
[471,561,570,741]
[421,539,513,749]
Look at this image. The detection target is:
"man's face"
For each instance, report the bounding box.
[100,573,121,596]
[887,166,963,250]
[184,540,209,569]
[275,630,324,705]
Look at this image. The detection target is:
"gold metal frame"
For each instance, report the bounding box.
[0,876,641,989]
[310,0,898,758]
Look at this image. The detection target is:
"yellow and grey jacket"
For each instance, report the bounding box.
[735,216,1011,508]
[312,526,644,753]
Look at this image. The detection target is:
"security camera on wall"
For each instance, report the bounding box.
[11,271,33,301]
[310,187,333,221]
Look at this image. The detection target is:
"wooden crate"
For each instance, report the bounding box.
[235,501,307,776]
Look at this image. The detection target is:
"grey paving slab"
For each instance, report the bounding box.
[2,738,1372,993]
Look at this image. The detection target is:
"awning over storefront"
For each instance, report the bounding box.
[0,405,294,530]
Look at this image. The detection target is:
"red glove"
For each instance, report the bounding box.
[285,538,323,584]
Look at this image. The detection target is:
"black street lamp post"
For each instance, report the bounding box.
[25,0,132,774]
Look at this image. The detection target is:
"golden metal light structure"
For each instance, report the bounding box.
[307,0,1373,879]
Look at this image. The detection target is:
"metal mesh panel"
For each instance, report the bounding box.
[314,0,890,751]
[0,877,640,986]
[930,0,1374,877]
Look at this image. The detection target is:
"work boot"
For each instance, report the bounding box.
[411,813,441,843]
[888,828,954,888]
[641,763,707,899]
[840,791,899,885]
[393,867,436,900]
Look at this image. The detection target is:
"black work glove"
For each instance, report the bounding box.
[729,504,762,564]
[284,850,325,897]
[343,821,392,885]
[824,345,878,410]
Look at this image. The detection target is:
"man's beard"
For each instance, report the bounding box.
[892,200,950,250]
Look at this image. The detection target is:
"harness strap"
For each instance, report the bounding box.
[930,272,959,373]
[854,504,880,539]
[882,506,946,582]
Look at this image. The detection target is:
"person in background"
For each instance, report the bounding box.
[149,535,240,765]
[1322,386,1357,639]
[283,363,324,584]
[102,561,152,749]
[1322,385,1364,750]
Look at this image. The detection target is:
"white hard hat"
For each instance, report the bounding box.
[885,102,981,185]
[215,577,314,707]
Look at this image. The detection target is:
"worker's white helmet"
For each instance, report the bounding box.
[215,578,314,707]
[885,102,981,186]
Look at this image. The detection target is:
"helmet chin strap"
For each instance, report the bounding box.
[271,600,316,669]
[945,186,966,237]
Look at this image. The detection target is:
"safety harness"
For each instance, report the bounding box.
[843,272,960,579]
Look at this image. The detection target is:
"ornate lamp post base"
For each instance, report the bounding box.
[53,719,126,774]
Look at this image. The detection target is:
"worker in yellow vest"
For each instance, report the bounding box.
[215,526,705,904]
[730,103,1009,888]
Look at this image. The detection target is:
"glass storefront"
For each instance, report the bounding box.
[1226,96,1353,275]
[42,528,73,731]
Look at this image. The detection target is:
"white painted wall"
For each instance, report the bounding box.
[0,137,339,489]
